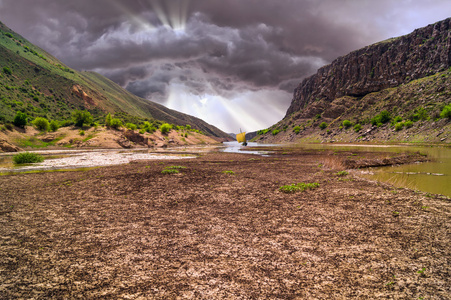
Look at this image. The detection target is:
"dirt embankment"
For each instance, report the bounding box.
[1,149,449,299]
[0,125,221,152]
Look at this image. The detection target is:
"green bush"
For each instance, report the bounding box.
[125,123,137,130]
[72,110,93,127]
[354,124,362,132]
[342,120,352,128]
[139,129,146,134]
[293,126,301,134]
[394,122,404,131]
[49,120,59,132]
[32,117,49,131]
[79,130,85,136]
[404,120,414,128]
[13,111,27,128]
[319,122,328,130]
[393,116,403,123]
[13,152,44,164]
[186,124,191,130]
[272,129,280,135]
[410,107,429,122]
[371,110,391,126]
[440,104,451,119]
[110,118,123,129]
[160,123,172,134]
[257,129,270,135]
[3,66,12,75]
[105,113,112,127]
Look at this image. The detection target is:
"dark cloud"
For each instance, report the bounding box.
[0,0,450,131]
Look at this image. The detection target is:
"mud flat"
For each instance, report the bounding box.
[1,148,449,299]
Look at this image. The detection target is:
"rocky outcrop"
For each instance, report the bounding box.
[0,139,22,152]
[286,18,451,117]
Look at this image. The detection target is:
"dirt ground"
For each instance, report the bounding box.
[0,148,450,299]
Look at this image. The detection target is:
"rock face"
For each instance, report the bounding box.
[286,18,451,117]
[0,139,22,152]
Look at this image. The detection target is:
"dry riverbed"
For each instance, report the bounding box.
[0,148,450,299]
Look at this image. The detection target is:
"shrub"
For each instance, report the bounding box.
[394,122,404,131]
[72,110,93,127]
[13,152,44,164]
[440,104,451,119]
[32,117,49,131]
[139,129,146,134]
[49,120,59,132]
[105,113,112,127]
[342,120,352,129]
[126,123,137,130]
[293,126,301,134]
[393,116,403,123]
[371,110,391,126]
[410,107,429,121]
[258,129,270,135]
[79,130,85,136]
[2,66,12,75]
[186,124,191,130]
[336,171,349,176]
[13,111,27,127]
[5,123,13,131]
[272,129,280,135]
[319,122,328,130]
[404,120,414,128]
[160,123,172,134]
[185,133,188,138]
[109,118,122,129]
[354,124,362,132]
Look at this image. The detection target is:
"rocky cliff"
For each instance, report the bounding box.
[286,18,451,117]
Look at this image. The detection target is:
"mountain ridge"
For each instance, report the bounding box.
[0,21,230,139]
[254,18,451,144]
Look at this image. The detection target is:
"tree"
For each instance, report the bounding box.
[32,117,49,132]
[160,123,172,134]
[105,113,112,127]
[13,111,27,128]
[319,122,328,130]
[72,110,93,127]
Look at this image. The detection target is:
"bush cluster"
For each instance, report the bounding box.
[13,152,44,164]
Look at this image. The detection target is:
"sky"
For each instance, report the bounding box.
[0,1,450,133]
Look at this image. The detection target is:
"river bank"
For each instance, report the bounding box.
[1,148,449,299]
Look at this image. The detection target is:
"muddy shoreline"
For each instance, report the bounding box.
[1,148,449,299]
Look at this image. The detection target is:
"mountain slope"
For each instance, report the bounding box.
[255,18,451,144]
[0,21,230,139]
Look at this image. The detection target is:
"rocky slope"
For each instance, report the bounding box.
[0,21,230,140]
[287,18,451,117]
[255,18,451,144]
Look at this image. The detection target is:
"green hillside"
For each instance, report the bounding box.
[0,21,229,138]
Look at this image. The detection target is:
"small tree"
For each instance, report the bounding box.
[105,113,112,127]
[13,111,27,128]
[32,117,50,132]
[72,110,93,127]
[160,123,172,134]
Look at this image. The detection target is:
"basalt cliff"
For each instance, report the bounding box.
[255,18,451,144]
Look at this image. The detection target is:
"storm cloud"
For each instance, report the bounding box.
[1,0,450,132]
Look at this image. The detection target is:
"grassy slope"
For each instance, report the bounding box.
[254,68,451,144]
[0,21,229,139]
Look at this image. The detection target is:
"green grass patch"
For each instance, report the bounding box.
[279,182,320,193]
[222,170,235,175]
[336,171,349,176]
[161,165,186,174]
[12,152,44,164]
